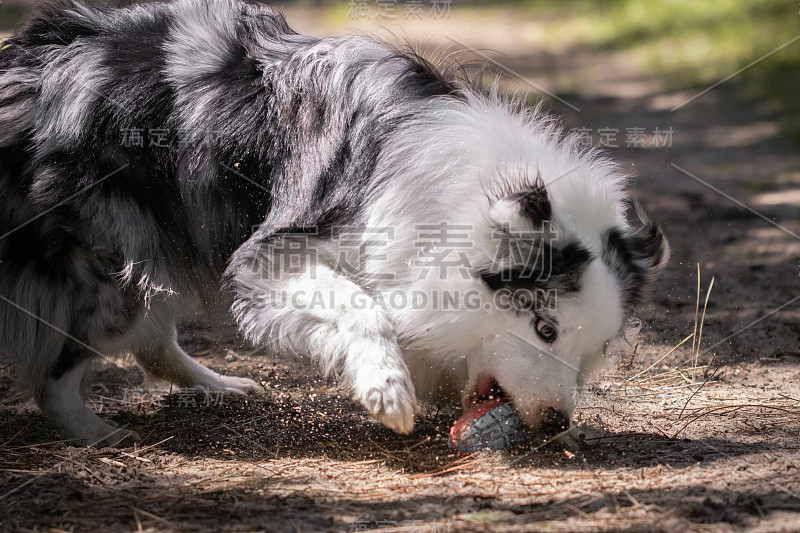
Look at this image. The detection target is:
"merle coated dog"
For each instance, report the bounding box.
[0,0,668,444]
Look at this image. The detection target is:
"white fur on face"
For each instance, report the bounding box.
[471,260,625,427]
[361,94,635,424]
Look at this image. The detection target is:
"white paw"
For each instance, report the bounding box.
[195,373,260,395]
[354,371,418,434]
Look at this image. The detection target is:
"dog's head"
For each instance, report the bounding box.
[385,102,669,431]
[460,176,669,429]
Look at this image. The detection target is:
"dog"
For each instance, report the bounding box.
[0,0,668,445]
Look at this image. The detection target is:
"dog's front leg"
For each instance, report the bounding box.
[229,240,417,433]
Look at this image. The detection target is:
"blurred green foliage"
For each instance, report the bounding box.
[527,0,800,141]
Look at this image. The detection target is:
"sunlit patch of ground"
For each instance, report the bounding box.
[2,344,800,532]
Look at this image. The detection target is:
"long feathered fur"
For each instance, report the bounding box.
[0,0,668,442]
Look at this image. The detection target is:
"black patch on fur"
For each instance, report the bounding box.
[392,50,464,100]
[100,3,176,135]
[10,1,103,48]
[504,180,552,224]
[602,209,669,310]
[480,241,593,295]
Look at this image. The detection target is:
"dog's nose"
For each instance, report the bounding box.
[538,407,570,434]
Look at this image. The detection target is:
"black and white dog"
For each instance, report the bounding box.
[0,0,668,444]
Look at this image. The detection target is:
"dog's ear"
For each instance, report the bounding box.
[628,199,670,276]
[605,199,670,309]
[489,179,552,229]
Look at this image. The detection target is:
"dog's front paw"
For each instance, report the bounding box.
[354,371,418,434]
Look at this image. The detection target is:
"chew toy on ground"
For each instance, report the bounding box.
[448,397,530,454]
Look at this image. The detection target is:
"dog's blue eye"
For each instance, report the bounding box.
[535,318,557,342]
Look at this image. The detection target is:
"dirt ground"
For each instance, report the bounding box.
[2,6,800,533]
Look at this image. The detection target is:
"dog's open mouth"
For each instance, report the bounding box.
[463,375,570,434]
[466,375,510,406]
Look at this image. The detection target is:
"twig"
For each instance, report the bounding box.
[695,276,715,374]
[628,334,693,381]
[673,404,799,438]
[677,365,720,420]
[0,421,33,449]
[406,456,480,479]
[130,436,174,455]
[691,263,701,378]
[405,437,431,451]
[128,506,173,526]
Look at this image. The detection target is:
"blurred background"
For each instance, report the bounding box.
[2,1,798,138]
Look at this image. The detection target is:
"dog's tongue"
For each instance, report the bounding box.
[476,375,495,398]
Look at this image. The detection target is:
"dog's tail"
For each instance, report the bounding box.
[0,18,75,390]
[0,253,75,392]
[0,122,74,393]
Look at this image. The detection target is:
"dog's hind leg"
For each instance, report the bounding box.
[36,346,140,446]
[0,255,142,446]
[130,302,259,394]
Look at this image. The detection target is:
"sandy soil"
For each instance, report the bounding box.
[2,7,800,533]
